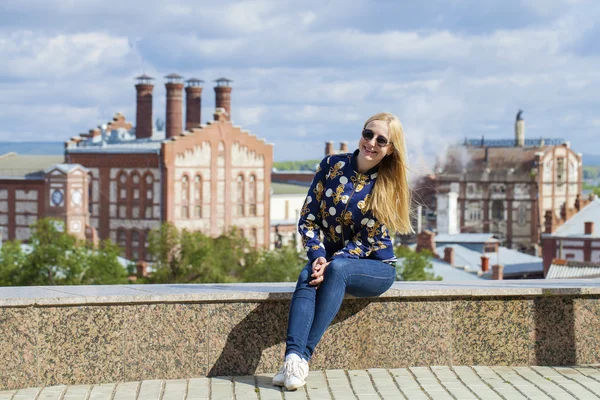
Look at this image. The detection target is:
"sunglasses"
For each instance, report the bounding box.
[361,129,389,147]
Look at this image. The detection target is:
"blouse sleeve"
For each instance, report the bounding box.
[331,210,394,262]
[298,157,329,264]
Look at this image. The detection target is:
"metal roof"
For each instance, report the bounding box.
[550,199,600,237]
[435,233,499,243]
[0,153,65,179]
[436,244,543,275]
[547,260,600,279]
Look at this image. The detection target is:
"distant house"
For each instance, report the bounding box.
[270,182,307,251]
[415,230,544,279]
[541,198,600,276]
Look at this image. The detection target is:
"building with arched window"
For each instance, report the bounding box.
[0,76,273,262]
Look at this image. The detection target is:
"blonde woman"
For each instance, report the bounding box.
[273,112,413,390]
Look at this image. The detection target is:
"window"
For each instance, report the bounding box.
[468,203,481,221]
[132,231,140,260]
[117,230,127,248]
[492,200,504,221]
[517,203,528,227]
[194,175,202,218]
[557,157,565,184]
[182,206,189,219]
[248,174,257,216]
[182,175,189,201]
[237,174,245,216]
[251,228,258,248]
[88,172,93,214]
[145,207,153,219]
[132,206,139,219]
[119,206,127,219]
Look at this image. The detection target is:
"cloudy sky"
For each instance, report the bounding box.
[1,0,599,165]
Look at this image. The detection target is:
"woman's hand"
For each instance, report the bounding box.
[310,257,329,287]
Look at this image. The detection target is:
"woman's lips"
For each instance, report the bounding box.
[363,145,377,156]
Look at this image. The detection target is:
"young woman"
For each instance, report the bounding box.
[273,112,413,390]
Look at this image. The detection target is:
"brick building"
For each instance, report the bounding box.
[429,112,584,252]
[0,74,273,261]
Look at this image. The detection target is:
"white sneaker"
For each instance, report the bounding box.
[272,363,286,387]
[284,353,309,391]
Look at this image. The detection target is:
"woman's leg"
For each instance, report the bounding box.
[304,258,396,359]
[285,262,317,360]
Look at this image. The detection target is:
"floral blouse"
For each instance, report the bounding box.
[298,150,397,265]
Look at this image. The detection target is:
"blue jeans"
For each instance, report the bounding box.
[285,257,396,361]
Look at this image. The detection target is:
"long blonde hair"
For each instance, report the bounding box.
[364,112,413,234]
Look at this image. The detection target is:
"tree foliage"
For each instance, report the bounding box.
[394,245,441,281]
[144,223,304,284]
[0,218,129,286]
[272,160,321,171]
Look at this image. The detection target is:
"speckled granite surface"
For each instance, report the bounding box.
[3,281,600,390]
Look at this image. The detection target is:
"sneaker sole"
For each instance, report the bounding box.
[285,380,306,391]
[272,380,284,387]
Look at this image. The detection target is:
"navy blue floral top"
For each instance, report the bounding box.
[298,150,397,265]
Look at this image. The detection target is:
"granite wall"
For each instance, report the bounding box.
[2,292,600,390]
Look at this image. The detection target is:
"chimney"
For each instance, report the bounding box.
[544,210,555,234]
[165,73,184,139]
[436,191,459,235]
[481,255,489,272]
[214,77,233,120]
[185,78,203,130]
[515,109,525,147]
[585,221,594,235]
[340,141,349,153]
[492,264,504,280]
[443,247,454,266]
[135,74,154,139]
[416,230,438,257]
[325,141,334,156]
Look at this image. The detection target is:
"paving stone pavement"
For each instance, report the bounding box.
[2,366,600,399]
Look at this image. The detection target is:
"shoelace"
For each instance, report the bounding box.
[284,359,303,380]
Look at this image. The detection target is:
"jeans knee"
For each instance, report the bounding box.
[325,258,348,282]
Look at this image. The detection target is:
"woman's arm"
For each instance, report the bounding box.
[330,210,394,262]
[298,157,330,264]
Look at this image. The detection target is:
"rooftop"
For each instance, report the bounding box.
[548,199,600,238]
[435,233,499,244]
[0,153,65,180]
[547,259,600,279]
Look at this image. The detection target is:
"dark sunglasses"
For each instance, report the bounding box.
[362,129,389,147]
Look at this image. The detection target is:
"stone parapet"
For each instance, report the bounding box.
[2,280,600,390]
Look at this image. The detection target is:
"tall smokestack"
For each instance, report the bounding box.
[165,73,184,139]
[185,78,203,130]
[515,109,525,147]
[135,74,154,139]
[340,141,348,153]
[214,77,233,120]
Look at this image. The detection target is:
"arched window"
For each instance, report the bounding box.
[237,174,245,216]
[248,174,257,216]
[181,175,189,218]
[194,175,202,218]
[492,200,504,221]
[118,171,128,219]
[88,172,94,214]
[131,172,141,219]
[468,203,481,221]
[144,173,154,219]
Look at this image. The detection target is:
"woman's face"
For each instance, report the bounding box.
[358,119,393,166]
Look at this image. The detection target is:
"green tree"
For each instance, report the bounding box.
[0,218,129,286]
[395,246,441,281]
[146,223,304,283]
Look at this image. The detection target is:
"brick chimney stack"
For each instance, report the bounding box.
[325,141,334,156]
[135,74,154,139]
[214,77,233,120]
[492,264,504,280]
[443,247,454,266]
[481,255,490,272]
[340,141,349,153]
[185,78,203,130]
[585,221,595,235]
[165,73,184,139]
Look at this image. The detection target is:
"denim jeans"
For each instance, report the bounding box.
[285,257,396,361]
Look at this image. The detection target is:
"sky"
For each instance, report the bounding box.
[1,0,599,167]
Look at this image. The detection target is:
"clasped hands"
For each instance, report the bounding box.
[309,256,330,287]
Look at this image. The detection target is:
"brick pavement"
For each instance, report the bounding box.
[2,366,600,399]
